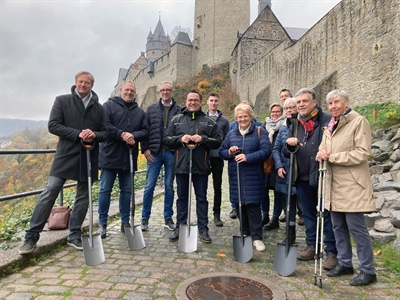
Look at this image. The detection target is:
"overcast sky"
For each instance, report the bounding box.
[1,0,341,121]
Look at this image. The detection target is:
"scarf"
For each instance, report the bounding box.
[265,115,286,143]
[298,105,319,144]
[327,107,352,135]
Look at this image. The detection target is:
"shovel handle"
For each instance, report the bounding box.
[81,140,95,151]
[187,142,197,150]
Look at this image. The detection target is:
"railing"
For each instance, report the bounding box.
[0,149,161,205]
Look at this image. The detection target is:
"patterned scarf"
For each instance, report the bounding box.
[327,107,352,135]
[298,105,319,144]
[265,115,286,143]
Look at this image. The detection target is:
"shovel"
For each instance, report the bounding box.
[274,146,299,276]
[233,159,253,263]
[81,140,105,266]
[178,142,198,253]
[125,144,145,250]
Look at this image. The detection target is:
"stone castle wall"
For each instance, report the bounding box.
[192,0,250,73]
[238,0,400,111]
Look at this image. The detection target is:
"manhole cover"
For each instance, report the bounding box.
[176,273,285,300]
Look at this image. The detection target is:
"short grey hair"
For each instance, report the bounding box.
[235,103,254,119]
[122,80,136,89]
[283,97,297,107]
[159,81,172,89]
[295,88,316,100]
[326,89,349,104]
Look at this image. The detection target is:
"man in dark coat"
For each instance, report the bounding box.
[206,92,229,227]
[285,87,337,270]
[164,90,221,243]
[19,71,109,254]
[140,82,182,232]
[96,81,149,238]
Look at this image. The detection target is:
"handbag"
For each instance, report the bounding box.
[257,126,274,174]
[48,206,71,230]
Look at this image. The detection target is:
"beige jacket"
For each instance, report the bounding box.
[319,110,376,213]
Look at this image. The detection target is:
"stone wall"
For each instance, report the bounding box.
[193,0,250,73]
[238,0,400,110]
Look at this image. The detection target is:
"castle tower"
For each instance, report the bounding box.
[146,17,171,60]
[258,0,272,15]
[193,0,250,71]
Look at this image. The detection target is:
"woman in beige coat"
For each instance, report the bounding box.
[316,89,377,286]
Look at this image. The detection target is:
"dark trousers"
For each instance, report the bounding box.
[26,176,90,241]
[296,180,337,254]
[210,157,224,214]
[236,203,263,241]
[175,173,209,232]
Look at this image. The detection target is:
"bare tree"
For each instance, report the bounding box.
[169,26,193,41]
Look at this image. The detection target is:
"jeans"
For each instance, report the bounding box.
[210,157,224,214]
[26,176,90,241]
[141,150,175,220]
[175,173,209,231]
[98,168,131,225]
[271,191,285,218]
[296,180,337,254]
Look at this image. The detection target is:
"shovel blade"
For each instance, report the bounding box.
[233,235,253,263]
[274,243,298,276]
[178,224,197,253]
[125,225,146,250]
[82,233,105,266]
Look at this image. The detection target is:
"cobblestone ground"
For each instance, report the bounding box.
[0,170,399,300]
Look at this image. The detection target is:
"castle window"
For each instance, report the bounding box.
[253,48,258,60]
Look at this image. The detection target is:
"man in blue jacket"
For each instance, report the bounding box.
[164,90,221,243]
[285,88,337,270]
[19,71,109,254]
[140,82,182,231]
[96,81,149,238]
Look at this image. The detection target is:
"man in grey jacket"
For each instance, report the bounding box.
[19,71,109,254]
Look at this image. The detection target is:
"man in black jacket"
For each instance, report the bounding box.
[285,88,337,270]
[140,82,182,231]
[96,81,149,238]
[164,90,221,243]
[206,92,229,227]
[19,71,109,254]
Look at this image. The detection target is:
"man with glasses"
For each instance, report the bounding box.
[285,88,337,270]
[164,90,221,243]
[141,82,182,231]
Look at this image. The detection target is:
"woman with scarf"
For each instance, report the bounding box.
[316,90,377,286]
[262,103,286,230]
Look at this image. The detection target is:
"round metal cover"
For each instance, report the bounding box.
[176,273,285,300]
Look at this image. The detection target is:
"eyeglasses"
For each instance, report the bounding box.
[284,106,296,111]
[159,89,172,93]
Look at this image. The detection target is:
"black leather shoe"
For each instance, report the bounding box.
[96,224,107,239]
[169,228,179,242]
[213,214,223,227]
[327,263,354,277]
[261,213,270,226]
[141,219,149,231]
[263,216,279,231]
[199,228,212,243]
[121,222,130,233]
[349,271,377,286]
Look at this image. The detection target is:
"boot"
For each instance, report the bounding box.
[261,213,270,226]
[96,224,107,239]
[279,226,296,245]
[263,216,279,231]
[214,214,223,227]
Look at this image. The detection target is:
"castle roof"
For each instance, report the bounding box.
[171,32,192,47]
[119,68,128,80]
[153,19,166,40]
[284,27,308,41]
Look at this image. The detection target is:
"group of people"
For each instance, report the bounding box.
[18,71,377,286]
